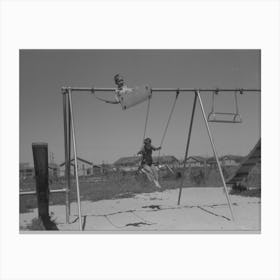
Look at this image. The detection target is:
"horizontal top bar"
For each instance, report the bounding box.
[153,88,260,92]
[61,86,261,94]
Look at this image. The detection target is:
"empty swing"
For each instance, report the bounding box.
[207,89,243,123]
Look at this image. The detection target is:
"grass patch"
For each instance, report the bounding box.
[24,218,45,230]
[230,187,261,197]
[21,216,58,231]
[20,166,261,213]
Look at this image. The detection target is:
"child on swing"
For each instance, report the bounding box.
[137,137,162,189]
[114,73,130,103]
[113,74,152,110]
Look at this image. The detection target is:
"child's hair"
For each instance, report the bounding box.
[144,137,152,144]
[114,74,122,84]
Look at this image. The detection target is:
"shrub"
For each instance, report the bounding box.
[25,218,45,230]
[190,168,205,185]
[230,183,248,194]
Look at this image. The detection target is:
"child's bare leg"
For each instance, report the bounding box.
[142,165,154,182]
[146,165,157,182]
[142,165,160,188]
[151,165,159,181]
[150,165,161,188]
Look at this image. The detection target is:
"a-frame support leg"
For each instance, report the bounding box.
[68,88,83,231]
[62,92,70,224]
[177,90,235,221]
[178,93,197,205]
[196,90,235,221]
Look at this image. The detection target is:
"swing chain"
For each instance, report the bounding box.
[142,92,152,143]
[234,90,239,115]
[210,89,219,115]
[91,86,120,104]
[157,89,180,166]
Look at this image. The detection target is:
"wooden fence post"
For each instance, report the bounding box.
[32,142,58,230]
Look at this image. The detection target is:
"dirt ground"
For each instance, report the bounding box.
[20,187,261,232]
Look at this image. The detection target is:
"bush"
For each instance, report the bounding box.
[25,218,45,230]
[230,183,248,194]
[190,169,205,185]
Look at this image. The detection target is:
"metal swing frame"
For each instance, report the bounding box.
[61,86,260,230]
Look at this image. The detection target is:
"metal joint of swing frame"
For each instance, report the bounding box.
[178,89,235,221]
[207,88,243,124]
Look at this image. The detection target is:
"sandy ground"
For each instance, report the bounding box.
[20,187,261,232]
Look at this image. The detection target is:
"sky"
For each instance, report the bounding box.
[20,50,261,165]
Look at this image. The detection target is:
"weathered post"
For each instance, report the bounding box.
[62,91,71,223]
[32,142,58,230]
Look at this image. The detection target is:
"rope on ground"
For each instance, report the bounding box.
[68,201,260,227]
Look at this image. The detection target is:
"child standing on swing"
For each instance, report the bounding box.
[113,74,152,110]
[114,73,130,103]
[137,137,162,189]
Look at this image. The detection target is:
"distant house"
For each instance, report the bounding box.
[220,155,243,167]
[59,157,93,177]
[207,155,243,168]
[20,162,61,180]
[153,155,179,168]
[48,162,60,178]
[114,156,141,171]
[87,165,103,176]
[19,162,34,180]
[101,163,115,173]
[183,156,208,168]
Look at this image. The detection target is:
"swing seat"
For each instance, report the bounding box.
[207,89,243,124]
[117,85,152,110]
[207,112,242,123]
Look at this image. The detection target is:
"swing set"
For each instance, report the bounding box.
[61,82,260,231]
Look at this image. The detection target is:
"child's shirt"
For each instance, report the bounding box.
[114,85,131,103]
[138,145,157,166]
